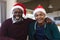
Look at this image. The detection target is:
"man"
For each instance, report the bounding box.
[0,2,33,40]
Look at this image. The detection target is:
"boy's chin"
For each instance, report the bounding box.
[37,21,43,23]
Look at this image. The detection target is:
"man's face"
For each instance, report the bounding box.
[13,8,23,20]
[35,11,46,23]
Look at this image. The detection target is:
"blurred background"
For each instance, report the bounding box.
[0,0,60,31]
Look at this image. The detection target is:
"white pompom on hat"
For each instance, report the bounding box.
[33,5,47,18]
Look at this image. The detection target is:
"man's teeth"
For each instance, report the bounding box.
[16,17,19,19]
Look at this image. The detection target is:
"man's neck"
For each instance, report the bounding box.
[12,17,23,23]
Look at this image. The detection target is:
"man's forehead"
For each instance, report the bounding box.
[13,8,22,11]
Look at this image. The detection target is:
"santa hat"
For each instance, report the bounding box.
[33,5,47,18]
[11,2,26,15]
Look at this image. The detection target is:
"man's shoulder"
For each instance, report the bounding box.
[5,18,12,21]
[1,18,12,27]
[22,18,35,24]
[3,18,12,24]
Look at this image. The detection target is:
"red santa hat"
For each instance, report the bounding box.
[33,5,47,18]
[11,2,26,15]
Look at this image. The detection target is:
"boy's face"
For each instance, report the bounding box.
[35,11,45,23]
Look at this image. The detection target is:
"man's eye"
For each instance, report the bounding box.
[14,12,17,13]
[14,12,22,13]
[18,12,21,13]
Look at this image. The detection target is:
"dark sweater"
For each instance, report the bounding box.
[0,18,33,40]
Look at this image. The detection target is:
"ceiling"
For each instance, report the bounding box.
[17,0,60,13]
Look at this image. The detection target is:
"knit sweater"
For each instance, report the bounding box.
[0,18,33,40]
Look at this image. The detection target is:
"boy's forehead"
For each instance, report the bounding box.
[36,11,45,15]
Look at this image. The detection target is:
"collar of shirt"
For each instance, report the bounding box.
[34,21,47,30]
[12,17,23,23]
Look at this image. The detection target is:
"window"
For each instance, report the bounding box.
[54,17,60,20]
[0,1,6,24]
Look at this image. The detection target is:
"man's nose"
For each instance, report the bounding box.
[16,13,20,15]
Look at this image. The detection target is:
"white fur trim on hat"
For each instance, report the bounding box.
[33,8,47,18]
[33,8,46,15]
[11,6,24,12]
